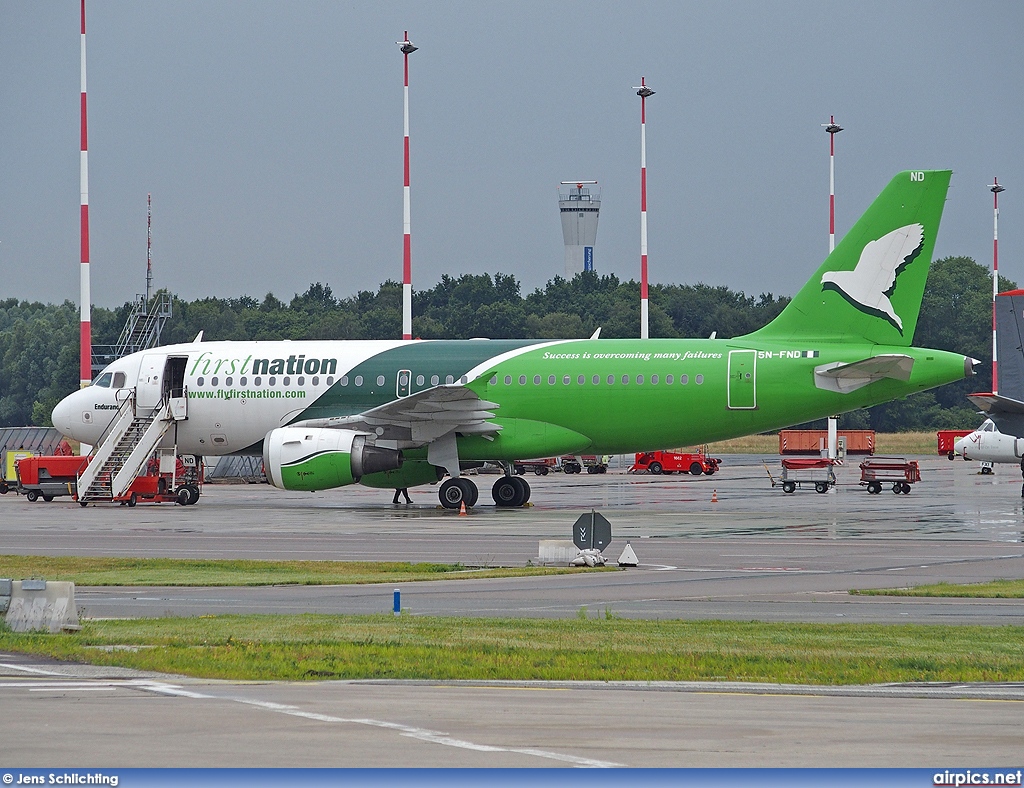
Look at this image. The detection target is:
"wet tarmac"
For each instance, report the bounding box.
[4,453,1024,623]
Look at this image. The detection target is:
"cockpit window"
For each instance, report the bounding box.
[982,421,995,432]
[112,372,126,389]
[93,373,112,388]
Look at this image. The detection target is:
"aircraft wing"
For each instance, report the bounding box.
[967,392,1024,415]
[293,384,501,448]
[813,354,914,394]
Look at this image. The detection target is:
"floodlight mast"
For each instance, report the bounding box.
[146,193,152,304]
[397,32,417,340]
[79,0,91,388]
[991,177,1006,394]
[822,116,843,463]
[634,78,655,339]
[822,116,843,253]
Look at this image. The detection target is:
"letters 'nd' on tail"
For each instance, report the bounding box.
[751,170,952,346]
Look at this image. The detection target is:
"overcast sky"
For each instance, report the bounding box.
[2,1,1022,309]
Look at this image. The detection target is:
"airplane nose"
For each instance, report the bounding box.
[50,393,76,440]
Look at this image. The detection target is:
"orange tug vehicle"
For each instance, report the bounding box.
[15,454,201,507]
[630,449,721,476]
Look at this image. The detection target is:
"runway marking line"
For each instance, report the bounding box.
[138,681,625,768]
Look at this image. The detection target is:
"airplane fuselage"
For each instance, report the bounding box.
[54,336,970,462]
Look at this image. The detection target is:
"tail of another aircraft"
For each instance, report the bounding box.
[750,170,952,346]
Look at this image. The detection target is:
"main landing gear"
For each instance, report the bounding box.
[436,473,531,509]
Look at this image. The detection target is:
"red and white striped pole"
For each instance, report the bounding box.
[398,32,417,341]
[146,193,152,304]
[991,177,1005,394]
[79,0,91,387]
[822,116,843,254]
[635,77,654,339]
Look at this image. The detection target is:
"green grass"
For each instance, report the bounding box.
[853,579,1024,598]
[2,615,1022,685]
[0,556,585,587]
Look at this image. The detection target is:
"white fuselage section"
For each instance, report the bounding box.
[954,420,1024,464]
[51,340,407,456]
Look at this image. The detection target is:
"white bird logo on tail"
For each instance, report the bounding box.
[820,223,925,333]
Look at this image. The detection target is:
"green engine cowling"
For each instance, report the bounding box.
[263,427,402,491]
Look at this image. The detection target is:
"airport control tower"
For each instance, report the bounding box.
[559,181,601,277]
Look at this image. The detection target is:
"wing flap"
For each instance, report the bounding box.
[293,384,501,447]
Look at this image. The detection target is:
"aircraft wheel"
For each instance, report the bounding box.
[26,490,39,502]
[782,481,796,494]
[438,478,467,509]
[510,475,530,504]
[648,462,663,475]
[815,482,828,494]
[690,463,703,476]
[127,493,137,507]
[867,482,882,494]
[492,477,525,507]
[176,486,191,506]
[458,477,479,507]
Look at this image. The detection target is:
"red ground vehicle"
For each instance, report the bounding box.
[630,449,720,476]
[936,429,973,459]
[15,454,202,506]
[14,455,90,502]
[513,457,558,476]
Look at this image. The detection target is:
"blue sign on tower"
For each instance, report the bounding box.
[584,246,594,272]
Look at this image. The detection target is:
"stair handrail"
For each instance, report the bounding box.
[92,388,136,449]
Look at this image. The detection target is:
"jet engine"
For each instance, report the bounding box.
[263,427,402,491]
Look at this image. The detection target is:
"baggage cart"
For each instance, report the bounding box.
[764,457,837,494]
[859,457,921,494]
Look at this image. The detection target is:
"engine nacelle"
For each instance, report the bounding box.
[263,427,402,491]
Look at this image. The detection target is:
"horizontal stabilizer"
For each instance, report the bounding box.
[814,354,914,394]
[967,392,1024,415]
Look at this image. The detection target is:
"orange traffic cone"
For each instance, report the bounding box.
[711,489,718,503]
[459,501,468,516]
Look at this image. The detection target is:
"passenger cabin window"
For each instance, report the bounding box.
[446,375,454,384]
[376,375,385,386]
[355,375,363,386]
[225,377,233,386]
[341,376,349,386]
[431,375,439,386]
[695,374,704,385]
[240,377,248,386]
[197,377,205,387]
[417,375,425,386]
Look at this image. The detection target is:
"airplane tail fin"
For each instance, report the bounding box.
[749,170,952,346]
[996,291,1024,400]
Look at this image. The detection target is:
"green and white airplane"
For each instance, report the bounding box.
[52,170,976,508]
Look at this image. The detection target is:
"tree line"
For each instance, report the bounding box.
[0,257,1004,432]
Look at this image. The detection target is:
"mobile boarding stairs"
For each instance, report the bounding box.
[76,387,187,505]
